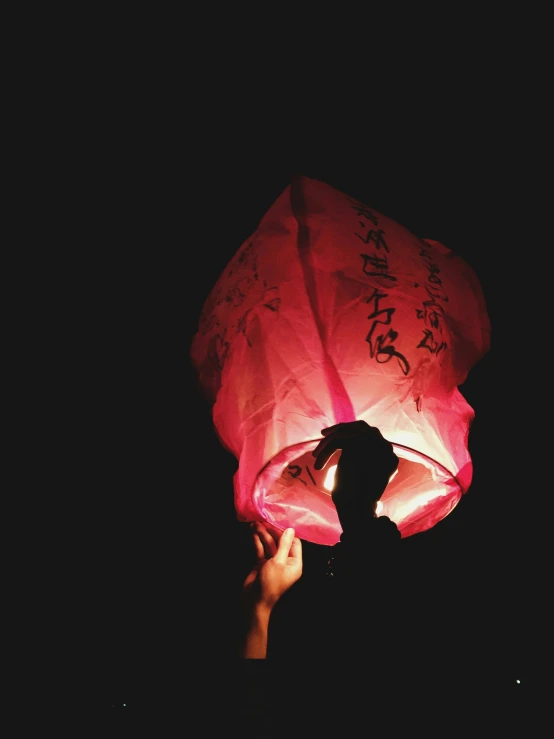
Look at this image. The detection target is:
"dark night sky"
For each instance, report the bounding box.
[61,59,548,724]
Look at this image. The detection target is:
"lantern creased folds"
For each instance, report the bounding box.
[191,176,490,545]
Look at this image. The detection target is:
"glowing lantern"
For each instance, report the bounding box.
[191,176,490,545]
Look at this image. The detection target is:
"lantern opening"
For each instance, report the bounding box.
[253,440,462,545]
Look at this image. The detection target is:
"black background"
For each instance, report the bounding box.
[41,37,549,727]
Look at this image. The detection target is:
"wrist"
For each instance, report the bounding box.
[248,602,272,625]
[242,604,272,659]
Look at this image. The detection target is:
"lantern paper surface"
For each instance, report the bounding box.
[191,177,490,544]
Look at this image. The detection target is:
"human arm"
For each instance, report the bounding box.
[241,523,303,658]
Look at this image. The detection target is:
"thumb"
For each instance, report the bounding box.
[274,528,295,563]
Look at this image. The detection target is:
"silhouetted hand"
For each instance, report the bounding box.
[312,421,399,535]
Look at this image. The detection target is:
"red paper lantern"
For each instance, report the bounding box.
[191,177,490,544]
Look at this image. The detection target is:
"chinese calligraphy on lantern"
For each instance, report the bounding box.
[347,197,410,376]
[414,239,448,359]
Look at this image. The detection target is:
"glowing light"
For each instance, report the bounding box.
[375,501,384,515]
[323,464,337,492]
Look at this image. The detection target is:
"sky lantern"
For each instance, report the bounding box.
[190,176,490,545]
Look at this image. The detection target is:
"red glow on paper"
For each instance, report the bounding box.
[191,177,490,544]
